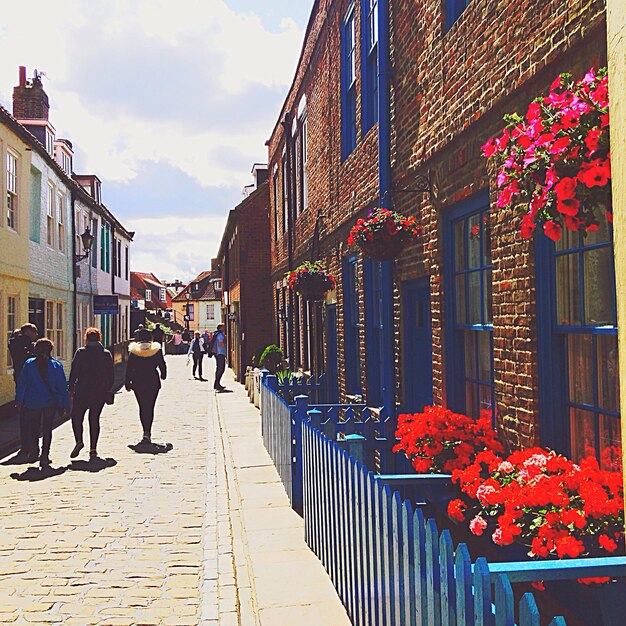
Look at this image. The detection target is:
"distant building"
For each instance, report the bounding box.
[172,267,223,334]
[130,272,172,315]
[216,164,272,380]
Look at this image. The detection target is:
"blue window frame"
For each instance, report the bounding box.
[361,0,378,134]
[343,255,361,395]
[537,221,620,468]
[444,191,494,420]
[364,258,386,406]
[341,4,357,160]
[445,0,470,31]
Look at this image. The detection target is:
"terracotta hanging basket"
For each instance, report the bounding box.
[357,233,411,261]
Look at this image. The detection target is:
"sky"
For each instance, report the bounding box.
[0,0,312,282]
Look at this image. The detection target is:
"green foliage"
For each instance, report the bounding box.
[259,344,284,374]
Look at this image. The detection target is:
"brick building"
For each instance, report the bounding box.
[267,0,618,462]
[217,165,273,381]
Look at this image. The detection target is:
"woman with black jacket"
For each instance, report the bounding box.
[125,328,167,448]
[69,327,114,460]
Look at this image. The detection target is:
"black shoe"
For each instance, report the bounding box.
[70,442,84,459]
[199,377,207,381]
[40,455,51,468]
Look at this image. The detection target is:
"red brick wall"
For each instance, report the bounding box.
[267,0,607,449]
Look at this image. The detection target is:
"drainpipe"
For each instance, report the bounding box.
[378,0,395,414]
[70,187,78,356]
[281,114,296,370]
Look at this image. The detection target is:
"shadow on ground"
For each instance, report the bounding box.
[127,442,174,454]
[10,466,68,482]
[69,457,117,472]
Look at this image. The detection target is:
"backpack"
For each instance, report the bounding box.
[207,332,219,357]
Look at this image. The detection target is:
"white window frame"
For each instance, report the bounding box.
[6,150,17,230]
[46,183,55,247]
[159,288,167,302]
[7,295,17,370]
[206,303,215,320]
[57,192,66,253]
[145,290,152,302]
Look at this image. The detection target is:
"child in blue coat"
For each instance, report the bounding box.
[16,338,70,466]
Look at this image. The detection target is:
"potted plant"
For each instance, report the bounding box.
[347,207,422,260]
[286,261,336,301]
[482,67,611,242]
[259,344,284,374]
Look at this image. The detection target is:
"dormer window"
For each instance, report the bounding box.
[45,128,55,155]
[145,290,152,302]
[94,179,101,203]
[214,280,222,291]
[193,282,199,291]
[159,288,167,302]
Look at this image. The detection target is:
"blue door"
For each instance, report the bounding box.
[403,278,433,412]
[326,304,339,403]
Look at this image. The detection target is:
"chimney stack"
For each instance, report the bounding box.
[13,66,50,121]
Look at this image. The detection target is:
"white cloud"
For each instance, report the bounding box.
[0,0,303,278]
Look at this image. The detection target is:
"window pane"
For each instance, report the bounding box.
[455,274,466,323]
[570,407,596,463]
[597,334,620,413]
[454,220,465,270]
[468,271,481,324]
[465,382,477,419]
[484,268,493,324]
[464,331,476,378]
[556,253,581,325]
[585,218,610,246]
[568,334,594,406]
[555,226,578,252]
[599,414,622,470]
[467,214,481,268]
[584,247,615,326]
[477,331,491,382]
[482,214,491,265]
[478,384,493,420]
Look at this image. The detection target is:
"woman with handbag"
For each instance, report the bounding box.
[68,327,114,460]
[15,338,70,467]
[125,328,167,449]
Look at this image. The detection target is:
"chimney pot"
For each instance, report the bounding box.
[19,66,26,86]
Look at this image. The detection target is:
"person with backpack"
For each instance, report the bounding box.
[15,338,70,467]
[152,323,165,349]
[68,327,115,460]
[8,323,38,460]
[188,331,206,380]
[211,324,227,391]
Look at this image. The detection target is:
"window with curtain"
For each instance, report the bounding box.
[362,0,378,133]
[341,4,357,159]
[553,221,620,467]
[450,207,494,420]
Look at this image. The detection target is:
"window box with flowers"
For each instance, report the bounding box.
[392,406,503,517]
[286,261,336,301]
[347,208,422,261]
[482,67,611,242]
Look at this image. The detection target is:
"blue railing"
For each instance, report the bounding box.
[277,372,327,404]
[260,374,626,625]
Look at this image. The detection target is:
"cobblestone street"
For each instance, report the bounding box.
[0,356,349,626]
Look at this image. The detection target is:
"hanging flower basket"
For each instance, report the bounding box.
[347,208,422,261]
[286,261,336,301]
[482,67,611,242]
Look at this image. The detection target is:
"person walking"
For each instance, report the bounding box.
[188,331,205,380]
[201,329,211,354]
[15,338,70,467]
[8,323,38,460]
[68,327,114,460]
[172,330,183,355]
[152,323,165,348]
[125,328,167,448]
[212,324,227,391]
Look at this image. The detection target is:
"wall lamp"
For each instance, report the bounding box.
[74,228,95,263]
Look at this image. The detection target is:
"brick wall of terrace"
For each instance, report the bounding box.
[390,0,607,449]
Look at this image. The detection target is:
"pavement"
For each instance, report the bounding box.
[0,355,350,625]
